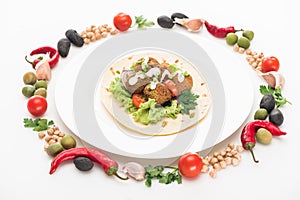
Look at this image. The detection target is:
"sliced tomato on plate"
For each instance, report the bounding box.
[132,94,146,108]
[164,80,179,97]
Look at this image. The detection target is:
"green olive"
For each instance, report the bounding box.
[22,85,35,98]
[23,72,37,85]
[237,37,250,49]
[47,143,64,157]
[226,33,238,45]
[254,108,268,120]
[256,128,272,145]
[61,135,76,149]
[242,30,254,41]
[34,88,47,98]
[35,80,48,89]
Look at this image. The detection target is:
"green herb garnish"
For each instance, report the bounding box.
[259,85,291,108]
[178,90,199,114]
[116,70,120,74]
[133,15,155,29]
[24,118,54,131]
[145,165,182,187]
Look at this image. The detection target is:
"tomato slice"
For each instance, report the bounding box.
[261,56,280,73]
[164,80,179,97]
[178,152,203,178]
[132,94,146,108]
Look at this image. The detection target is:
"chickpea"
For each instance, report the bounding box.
[201,165,209,173]
[225,157,232,165]
[84,38,90,44]
[210,157,218,165]
[209,169,217,178]
[228,143,235,149]
[236,145,244,153]
[217,155,224,161]
[220,161,227,169]
[38,132,45,139]
[213,163,221,171]
[101,32,108,38]
[231,158,239,166]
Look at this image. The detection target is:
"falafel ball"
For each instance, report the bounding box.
[143,83,172,105]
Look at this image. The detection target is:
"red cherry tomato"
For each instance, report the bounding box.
[132,94,146,108]
[27,96,47,117]
[164,80,179,97]
[113,13,132,32]
[178,152,203,178]
[261,56,280,73]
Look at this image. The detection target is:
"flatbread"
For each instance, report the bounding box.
[99,51,211,136]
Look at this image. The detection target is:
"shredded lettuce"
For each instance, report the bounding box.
[165,100,182,119]
[109,77,137,113]
[133,99,166,125]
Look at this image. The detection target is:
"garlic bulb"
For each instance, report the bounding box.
[261,71,285,89]
[121,162,145,181]
[174,18,204,32]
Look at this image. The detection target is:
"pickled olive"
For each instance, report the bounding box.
[157,15,174,29]
[22,85,35,98]
[269,109,284,126]
[254,108,268,120]
[23,72,37,85]
[242,30,254,41]
[35,80,48,89]
[34,88,47,98]
[47,143,64,157]
[260,94,275,113]
[73,156,94,171]
[256,128,272,145]
[60,135,76,149]
[237,37,250,49]
[226,33,238,45]
[171,12,189,25]
[57,38,71,57]
[65,29,84,47]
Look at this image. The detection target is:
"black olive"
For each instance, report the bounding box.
[269,108,284,126]
[57,38,71,58]
[171,12,189,26]
[73,156,94,171]
[65,29,84,47]
[157,15,174,29]
[260,94,275,113]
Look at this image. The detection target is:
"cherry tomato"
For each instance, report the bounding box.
[178,152,203,178]
[132,94,146,108]
[27,96,47,117]
[261,56,280,73]
[164,80,179,97]
[113,13,132,32]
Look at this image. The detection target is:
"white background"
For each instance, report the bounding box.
[1,0,299,199]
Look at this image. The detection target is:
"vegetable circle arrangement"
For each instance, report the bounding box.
[22,12,291,187]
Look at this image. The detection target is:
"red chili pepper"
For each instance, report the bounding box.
[25,46,59,69]
[49,147,128,180]
[204,20,242,38]
[241,120,286,163]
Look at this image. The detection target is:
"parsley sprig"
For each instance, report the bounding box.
[178,90,200,114]
[24,118,54,132]
[133,15,155,29]
[259,85,291,108]
[145,165,182,187]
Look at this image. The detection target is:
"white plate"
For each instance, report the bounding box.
[55,29,254,159]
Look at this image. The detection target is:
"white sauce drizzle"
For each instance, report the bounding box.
[128,62,186,89]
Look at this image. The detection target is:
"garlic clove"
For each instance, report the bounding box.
[261,71,285,89]
[174,18,204,32]
[121,162,145,181]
